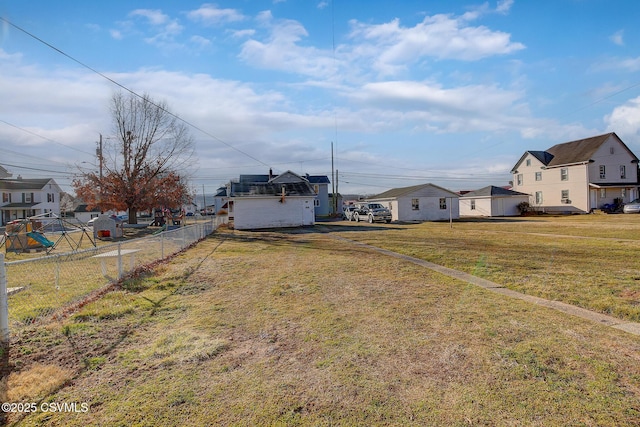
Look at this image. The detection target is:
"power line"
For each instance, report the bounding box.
[0,16,269,168]
[0,119,94,156]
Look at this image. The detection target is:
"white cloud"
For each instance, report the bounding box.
[605,96,640,138]
[190,35,211,48]
[610,29,624,46]
[496,0,514,15]
[186,4,245,25]
[239,12,337,78]
[592,56,640,73]
[348,13,525,72]
[129,9,170,26]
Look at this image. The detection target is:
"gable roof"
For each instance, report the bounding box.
[369,183,459,200]
[0,178,56,191]
[460,185,529,198]
[545,132,635,166]
[511,132,637,172]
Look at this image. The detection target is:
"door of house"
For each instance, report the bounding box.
[590,189,597,211]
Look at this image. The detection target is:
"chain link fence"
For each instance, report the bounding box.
[1,219,220,335]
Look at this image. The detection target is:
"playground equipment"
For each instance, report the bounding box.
[3,212,96,254]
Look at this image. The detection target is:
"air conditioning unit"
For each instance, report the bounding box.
[561,198,571,204]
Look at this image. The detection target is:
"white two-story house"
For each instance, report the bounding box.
[511,133,639,213]
[0,177,62,225]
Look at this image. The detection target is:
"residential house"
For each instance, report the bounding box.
[367,183,460,222]
[211,186,228,214]
[0,177,61,226]
[181,202,198,216]
[305,175,331,217]
[459,186,529,217]
[511,133,639,213]
[74,203,102,225]
[229,170,316,230]
[235,171,331,217]
[0,165,11,179]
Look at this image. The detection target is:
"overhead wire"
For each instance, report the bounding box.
[0,16,269,168]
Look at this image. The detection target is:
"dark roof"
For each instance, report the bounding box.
[528,150,554,165]
[231,181,316,197]
[512,132,636,172]
[545,133,628,166]
[306,175,331,184]
[0,178,53,190]
[239,174,270,183]
[74,204,101,213]
[0,202,40,209]
[370,183,458,199]
[461,186,529,198]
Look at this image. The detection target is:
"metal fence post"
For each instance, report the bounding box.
[117,243,123,279]
[161,232,165,259]
[55,254,61,290]
[0,254,9,345]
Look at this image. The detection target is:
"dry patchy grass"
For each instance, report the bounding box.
[327,215,640,321]
[6,224,640,425]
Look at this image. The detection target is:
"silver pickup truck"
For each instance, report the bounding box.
[352,203,392,223]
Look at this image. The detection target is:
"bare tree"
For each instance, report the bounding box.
[74,92,195,223]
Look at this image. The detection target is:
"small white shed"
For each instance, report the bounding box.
[367,183,460,222]
[459,186,529,217]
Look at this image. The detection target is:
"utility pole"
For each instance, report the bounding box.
[97,134,104,212]
[331,142,336,215]
[202,184,207,215]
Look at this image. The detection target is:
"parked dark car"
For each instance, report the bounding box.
[352,203,392,223]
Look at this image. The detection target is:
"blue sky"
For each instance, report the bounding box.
[2,0,640,197]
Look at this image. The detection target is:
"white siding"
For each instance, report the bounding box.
[232,196,315,230]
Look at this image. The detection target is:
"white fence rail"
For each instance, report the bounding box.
[0,219,220,340]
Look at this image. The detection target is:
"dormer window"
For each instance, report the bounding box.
[610,147,615,154]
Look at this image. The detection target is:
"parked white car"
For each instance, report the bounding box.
[623,199,640,213]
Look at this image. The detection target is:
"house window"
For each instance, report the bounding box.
[561,190,569,200]
[516,174,523,186]
[411,198,419,210]
[620,165,626,179]
[535,191,543,205]
[470,200,476,210]
[47,193,55,202]
[314,199,320,207]
[560,168,568,181]
[599,165,606,179]
[535,172,542,181]
[600,188,606,198]
[610,146,615,154]
[24,193,32,203]
[526,159,531,166]
[439,198,447,210]
[2,193,10,203]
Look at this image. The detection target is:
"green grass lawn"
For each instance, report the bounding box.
[5,217,640,426]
